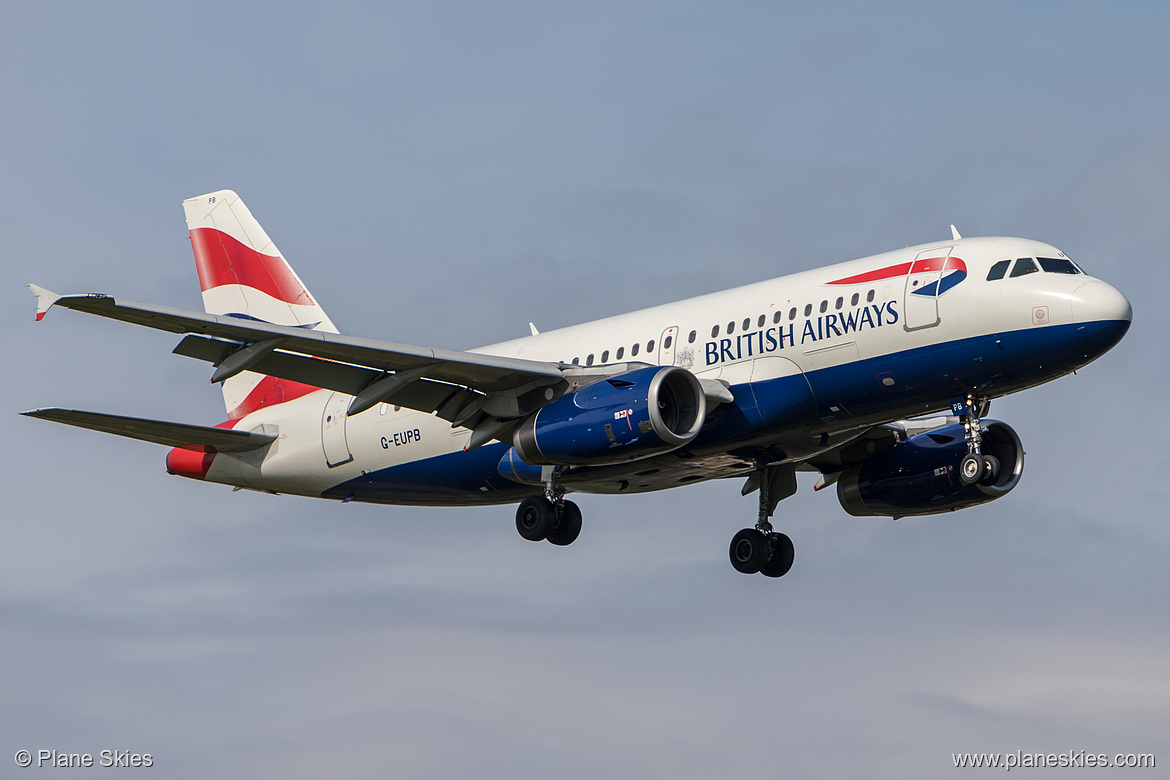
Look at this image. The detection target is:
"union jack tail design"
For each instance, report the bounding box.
[182,190,336,418]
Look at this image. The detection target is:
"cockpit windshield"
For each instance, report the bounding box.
[987,256,1082,281]
[1037,257,1081,274]
[1010,258,1038,277]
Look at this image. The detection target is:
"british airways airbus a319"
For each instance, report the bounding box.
[24,191,1131,578]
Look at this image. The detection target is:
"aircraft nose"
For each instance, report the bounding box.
[1071,280,1132,323]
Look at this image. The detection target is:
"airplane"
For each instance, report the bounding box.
[23,190,1132,578]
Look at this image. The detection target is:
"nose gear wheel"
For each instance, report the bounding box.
[956,393,999,485]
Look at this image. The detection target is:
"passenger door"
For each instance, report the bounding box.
[321,392,353,467]
[903,246,952,331]
[658,326,679,365]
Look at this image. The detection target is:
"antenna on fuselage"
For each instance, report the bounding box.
[950,225,962,241]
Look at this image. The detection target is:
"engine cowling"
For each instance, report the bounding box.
[513,365,706,466]
[836,421,1025,517]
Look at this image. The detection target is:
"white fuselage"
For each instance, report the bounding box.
[201,235,1131,505]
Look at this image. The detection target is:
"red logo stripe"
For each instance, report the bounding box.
[190,227,316,306]
[909,256,966,274]
[827,261,913,285]
[828,256,966,285]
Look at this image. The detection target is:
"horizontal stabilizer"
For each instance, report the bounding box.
[21,408,276,452]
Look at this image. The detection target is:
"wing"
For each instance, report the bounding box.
[29,286,570,445]
[21,408,276,452]
[30,286,563,391]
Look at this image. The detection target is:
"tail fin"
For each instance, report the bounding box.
[183,190,335,418]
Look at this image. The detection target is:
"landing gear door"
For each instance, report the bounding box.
[658,326,679,366]
[321,392,353,467]
[903,246,951,331]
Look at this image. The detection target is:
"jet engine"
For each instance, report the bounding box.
[836,421,1024,517]
[512,365,706,466]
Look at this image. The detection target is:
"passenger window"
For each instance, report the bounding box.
[616,346,624,360]
[866,289,875,303]
[835,297,843,310]
[631,343,640,357]
[572,357,580,365]
[986,260,1010,281]
[586,354,594,366]
[727,321,735,334]
[850,293,859,306]
[757,315,765,328]
[663,336,672,349]
[1038,257,1081,274]
[711,324,720,338]
[789,307,797,320]
[601,350,609,362]
[819,300,828,313]
[688,330,696,343]
[647,339,655,352]
[773,311,782,324]
[1010,258,1039,278]
[804,303,812,317]
[742,318,750,331]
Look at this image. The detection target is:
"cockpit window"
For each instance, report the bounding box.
[986,260,1010,281]
[1038,257,1081,275]
[1010,258,1039,278]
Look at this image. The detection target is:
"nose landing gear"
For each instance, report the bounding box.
[955,394,999,486]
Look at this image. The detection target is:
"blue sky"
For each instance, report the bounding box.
[3,3,1167,778]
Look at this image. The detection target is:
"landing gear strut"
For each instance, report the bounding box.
[956,393,999,486]
[514,469,582,546]
[729,464,796,577]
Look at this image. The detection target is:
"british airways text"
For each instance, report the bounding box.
[705,301,899,366]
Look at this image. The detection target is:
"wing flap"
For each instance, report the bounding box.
[172,334,481,421]
[21,408,276,452]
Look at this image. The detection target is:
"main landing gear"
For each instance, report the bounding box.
[515,477,582,546]
[729,463,797,578]
[956,394,1000,486]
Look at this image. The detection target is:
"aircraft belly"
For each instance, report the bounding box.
[563,452,757,495]
[322,441,536,506]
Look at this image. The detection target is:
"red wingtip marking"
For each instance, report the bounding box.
[35,312,45,322]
